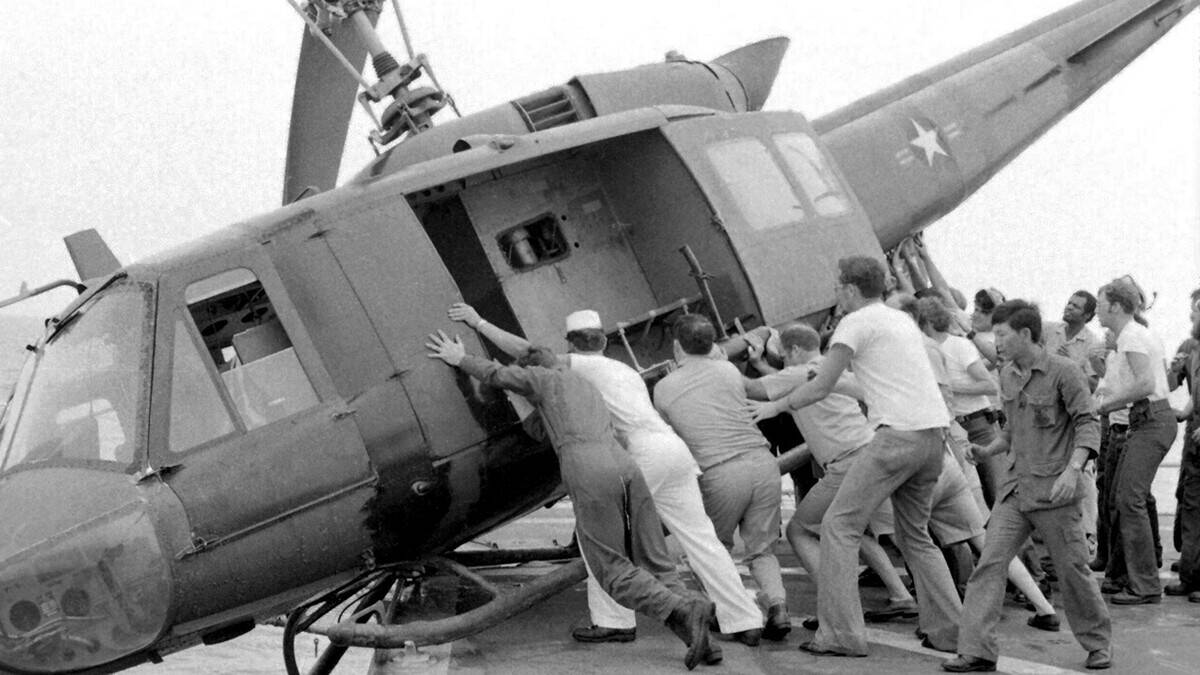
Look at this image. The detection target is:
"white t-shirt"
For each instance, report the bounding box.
[939,334,992,416]
[830,302,950,430]
[567,353,674,441]
[758,358,874,467]
[1113,321,1170,402]
[1096,350,1129,425]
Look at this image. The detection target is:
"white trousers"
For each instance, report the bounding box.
[586,431,764,633]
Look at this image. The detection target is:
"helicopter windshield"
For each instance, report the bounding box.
[0,280,153,472]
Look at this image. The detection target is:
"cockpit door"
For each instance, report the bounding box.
[148,249,376,619]
[662,111,884,324]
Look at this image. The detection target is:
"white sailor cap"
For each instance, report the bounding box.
[565,310,602,333]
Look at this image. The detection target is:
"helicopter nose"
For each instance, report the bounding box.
[712,37,790,111]
[0,468,173,673]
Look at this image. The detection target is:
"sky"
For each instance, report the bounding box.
[0,0,1197,347]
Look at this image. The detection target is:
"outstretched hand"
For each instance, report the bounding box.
[748,399,787,423]
[448,303,483,329]
[426,330,467,366]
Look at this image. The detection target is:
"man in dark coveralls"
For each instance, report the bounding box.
[425,331,716,670]
[943,301,1111,673]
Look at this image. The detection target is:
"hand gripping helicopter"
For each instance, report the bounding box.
[0,0,1194,672]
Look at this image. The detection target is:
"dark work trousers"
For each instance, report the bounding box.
[959,415,1003,507]
[1094,419,1112,566]
[1109,402,1177,596]
[1177,417,1200,589]
[1102,425,1162,582]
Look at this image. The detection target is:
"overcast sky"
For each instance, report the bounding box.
[0,0,1196,344]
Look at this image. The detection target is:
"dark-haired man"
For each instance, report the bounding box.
[654,313,791,641]
[425,332,714,670]
[751,255,959,657]
[447,303,763,648]
[943,300,1110,673]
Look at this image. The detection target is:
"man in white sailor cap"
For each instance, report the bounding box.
[448,302,765,652]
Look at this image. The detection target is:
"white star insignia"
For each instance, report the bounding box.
[909,119,949,166]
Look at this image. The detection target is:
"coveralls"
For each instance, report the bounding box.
[458,355,687,621]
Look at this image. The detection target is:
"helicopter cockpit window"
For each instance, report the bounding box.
[0,280,152,472]
[773,132,851,217]
[705,137,806,230]
[167,317,237,452]
[185,269,318,431]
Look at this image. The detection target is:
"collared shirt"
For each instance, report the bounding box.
[1043,321,1104,380]
[756,357,873,467]
[997,346,1100,511]
[653,355,770,471]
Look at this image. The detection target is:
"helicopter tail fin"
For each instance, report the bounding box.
[64,229,121,281]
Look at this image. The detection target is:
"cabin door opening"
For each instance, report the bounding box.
[416,196,524,352]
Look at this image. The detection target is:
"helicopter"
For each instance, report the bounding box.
[0,0,1196,673]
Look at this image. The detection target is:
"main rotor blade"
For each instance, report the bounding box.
[282,10,379,205]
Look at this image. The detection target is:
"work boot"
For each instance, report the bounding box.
[665,598,715,670]
[762,602,791,641]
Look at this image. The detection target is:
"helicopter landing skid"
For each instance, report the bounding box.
[281,555,587,674]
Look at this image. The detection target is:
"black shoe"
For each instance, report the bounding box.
[921,636,957,653]
[716,628,761,646]
[1165,582,1192,596]
[665,599,715,671]
[1085,647,1112,669]
[1189,591,1200,604]
[864,599,919,623]
[941,655,997,672]
[1026,613,1060,632]
[800,615,819,631]
[571,625,636,643]
[1089,558,1108,573]
[762,603,791,641]
[1099,578,1125,594]
[797,640,867,657]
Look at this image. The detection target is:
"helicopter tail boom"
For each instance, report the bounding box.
[812,0,1198,249]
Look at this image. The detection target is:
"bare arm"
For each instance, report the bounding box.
[952,359,999,397]
[1095,351,1156,414]
[448,303,532,358]
[749,344,852,421]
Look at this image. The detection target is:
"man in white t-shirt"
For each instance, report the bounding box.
[1093,278,1177,604]
[751,256,959,657]
[446,304,762,656]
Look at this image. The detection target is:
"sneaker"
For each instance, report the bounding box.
[1026,613,1060,632]
[571,625,636,643]
[864,598,919,623]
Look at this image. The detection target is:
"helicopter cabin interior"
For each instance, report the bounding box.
[404,109,882,377]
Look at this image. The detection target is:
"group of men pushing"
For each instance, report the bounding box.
[425,254,1115,671]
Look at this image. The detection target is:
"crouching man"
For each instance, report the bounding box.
[426,332,715,670]
[943,301,1112,673]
